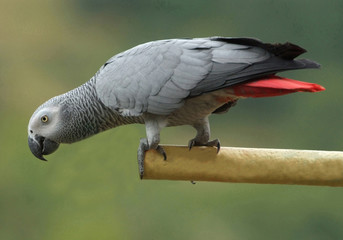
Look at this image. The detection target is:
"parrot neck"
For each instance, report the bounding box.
[58,77,143,143]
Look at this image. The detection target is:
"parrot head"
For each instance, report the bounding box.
[28,87,106,161]
[28,101,62,161]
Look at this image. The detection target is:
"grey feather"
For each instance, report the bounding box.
[95,37,320,116]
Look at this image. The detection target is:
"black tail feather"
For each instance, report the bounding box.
[213,37,307,60]
[264,42,306,60]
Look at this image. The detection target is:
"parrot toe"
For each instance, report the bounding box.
[156,145,167,160]
[188,138,221,153]
[137,138,149,179]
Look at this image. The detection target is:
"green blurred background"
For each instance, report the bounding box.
[1,0,343,239]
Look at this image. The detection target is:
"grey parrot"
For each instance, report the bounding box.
[28,37,324,178]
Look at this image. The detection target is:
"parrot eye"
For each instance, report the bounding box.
[41,115,49,123]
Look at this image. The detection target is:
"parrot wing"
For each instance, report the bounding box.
[95,37,319,116]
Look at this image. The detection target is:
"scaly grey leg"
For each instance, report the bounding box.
[137,115,166,179]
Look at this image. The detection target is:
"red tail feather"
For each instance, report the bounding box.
[232,75,325,98]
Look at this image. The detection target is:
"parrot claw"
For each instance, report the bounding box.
[188,139,195,150]
[156,145,167,160]
[188,138,221,153]
[208,139,221,153]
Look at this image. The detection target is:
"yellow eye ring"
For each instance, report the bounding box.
[41,115,49,123]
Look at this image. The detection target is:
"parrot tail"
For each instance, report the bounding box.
[231,75,325,98]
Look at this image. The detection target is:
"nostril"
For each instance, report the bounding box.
[30,130,33,134]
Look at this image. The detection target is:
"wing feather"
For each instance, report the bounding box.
[95,37,319,116]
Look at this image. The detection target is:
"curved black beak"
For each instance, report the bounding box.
[28,135,60,161]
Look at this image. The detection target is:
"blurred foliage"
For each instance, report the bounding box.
[1,0,343,239]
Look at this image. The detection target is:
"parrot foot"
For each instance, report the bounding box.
[188,138,221,153]
[137,138,167,179]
